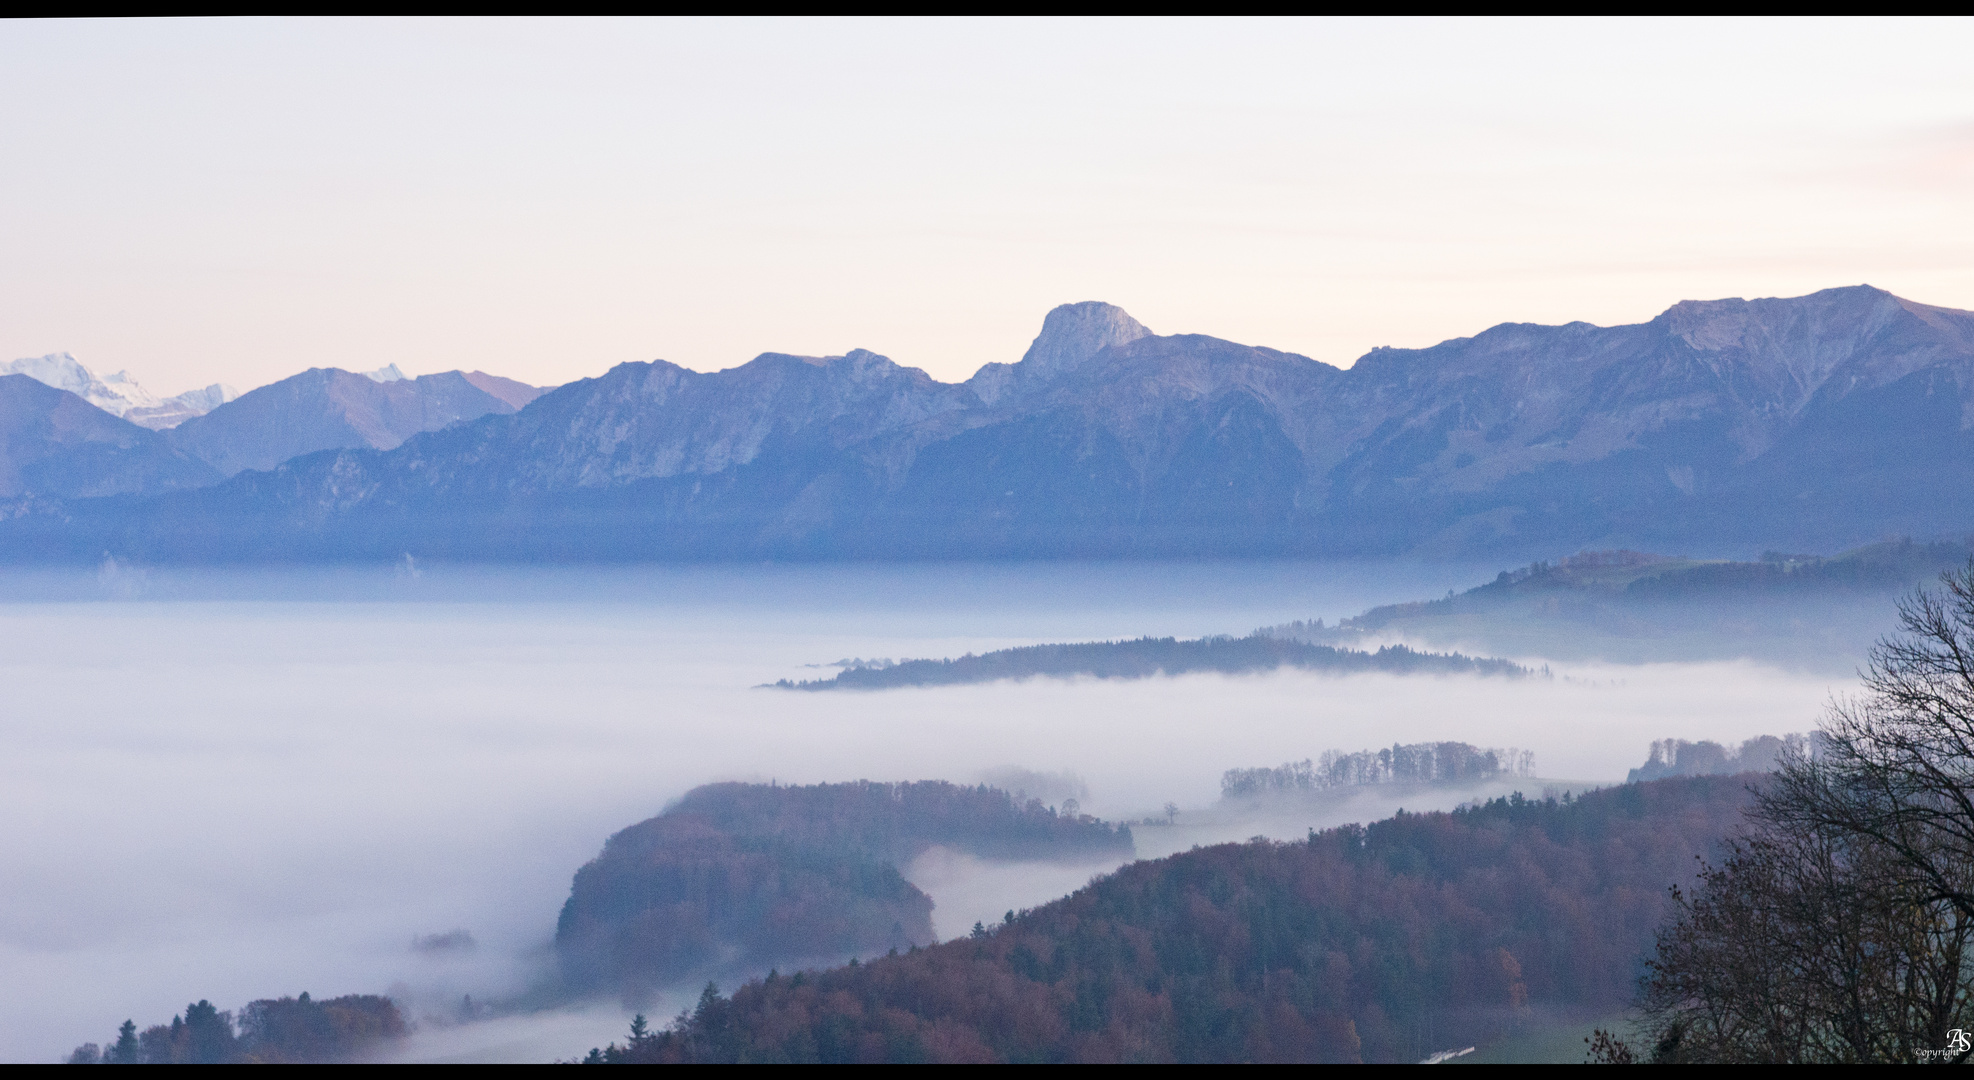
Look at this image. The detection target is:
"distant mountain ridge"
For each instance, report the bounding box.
[7,284,1974,562]
[163,367,534,477]
[0,375,220,499]
[1,352,237,430]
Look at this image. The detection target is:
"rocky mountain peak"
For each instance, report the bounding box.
[967,302,1154,406]
[1017,302,1152,382]
[1658,285,1903,351]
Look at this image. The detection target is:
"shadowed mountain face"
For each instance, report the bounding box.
[460,370,549,410]
[164,368,527,477]
[0,375,220,499]
[8,285,1974,562]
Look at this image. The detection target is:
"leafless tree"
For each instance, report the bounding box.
[1764,562,1974,923]
[1626,562,1974,1063]
[1637,815,1969,1062]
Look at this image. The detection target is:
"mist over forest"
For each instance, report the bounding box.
[4,553,1887,1063]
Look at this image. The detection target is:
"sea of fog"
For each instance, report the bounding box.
[0,559,1865,1062]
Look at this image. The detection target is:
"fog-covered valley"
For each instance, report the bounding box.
[0,559,1869,1061]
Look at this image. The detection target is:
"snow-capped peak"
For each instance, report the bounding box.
[1,352,237,429]
[362,364,408,383]
[3,352,100,399]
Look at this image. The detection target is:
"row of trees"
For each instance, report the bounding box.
[1625,734,1808,783]
[1616,562,1974,1063]
[67,993,404,1064]
[1221,741,1534,799]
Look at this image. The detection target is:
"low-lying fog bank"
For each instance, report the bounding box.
[0,561,1858,1061]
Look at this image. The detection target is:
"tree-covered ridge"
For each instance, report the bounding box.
[775,635,1529,691]
[584,776,1753,1063]
[663,780,1132,862]
[66,993,403,1064]
[556,781,1134,1001]
[1275,539,1974,643]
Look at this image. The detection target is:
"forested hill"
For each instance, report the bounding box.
[1330,539,1974,635]
[658,780,1131,861]
[556,781,1132,1000]
[585,776,1754,1064]
[775,635,1529,691]
[1257,539,1974,666]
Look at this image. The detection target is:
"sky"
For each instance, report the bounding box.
[4,17,1973,395]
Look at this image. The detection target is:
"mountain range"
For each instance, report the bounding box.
[1,353,237,430]
[4,284,1972,562]
[165,366,544,477]
[0,363,544,502]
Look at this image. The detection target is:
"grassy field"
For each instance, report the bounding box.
[1456,1014,1640,1064]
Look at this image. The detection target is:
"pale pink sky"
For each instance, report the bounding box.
[4,17,1973,394]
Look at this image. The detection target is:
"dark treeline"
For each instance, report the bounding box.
[1626,734,1808,784]
[775,635,1529,691]
[557,781,1133,1002]
[1222,741,1535,799]
[584,776,1751,1063]
[66,993,403,1064]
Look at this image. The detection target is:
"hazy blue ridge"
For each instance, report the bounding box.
[0,374,219,499]
[775,634,1530,690]
[161,367,520,477]
[10,286,1974,563]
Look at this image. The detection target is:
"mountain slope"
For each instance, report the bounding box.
[460,370,549,410]
[164,368,525,477]
[0,375,220,499]
[1314,285,1974,554]
[965,299,1154,405]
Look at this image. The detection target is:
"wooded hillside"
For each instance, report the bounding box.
[588,776,1753,1063]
